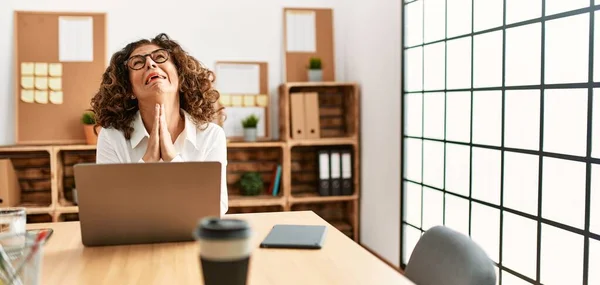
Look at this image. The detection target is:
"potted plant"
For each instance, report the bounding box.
[241,114,259,142]
[81,111,99,145]
[239,172,264,196]
[308,57,322,82]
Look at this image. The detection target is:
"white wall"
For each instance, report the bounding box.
[0,0,348,145]
[0,0,402,268]
[344,0,402,267]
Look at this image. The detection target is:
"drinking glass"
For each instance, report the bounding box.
[0,230,48,285]
[0,208,26,236]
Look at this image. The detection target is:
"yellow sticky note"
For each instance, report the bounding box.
[220,94,231,106]
[34,63,48,76]
[35,90,48,104]
[256,94,269,107]
[231,95,243,106]
[21,63,34,76]
[35,77,48,90]
[48,78,62,91]
[49,63,63,77]
[49,91,63,104]
[243,95,255,107]
[21,89,34,103]
[21,76,34,89]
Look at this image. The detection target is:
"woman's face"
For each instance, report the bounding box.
[127,44,179,102]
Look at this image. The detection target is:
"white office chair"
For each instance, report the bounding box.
[404,226,496,285]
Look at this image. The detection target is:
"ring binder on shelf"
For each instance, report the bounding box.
[290,93,306,139]
[304,92,321,139]
[318,150,330,196]
[330,151,341,196]
[341,150,352,195]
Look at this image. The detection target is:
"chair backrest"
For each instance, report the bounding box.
[404,226,496,285]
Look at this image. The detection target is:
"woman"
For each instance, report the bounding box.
[90,33,228,215]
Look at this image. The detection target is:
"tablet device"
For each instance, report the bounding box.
[260,224,327,249]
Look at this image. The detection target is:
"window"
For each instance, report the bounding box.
[401,2,600,284]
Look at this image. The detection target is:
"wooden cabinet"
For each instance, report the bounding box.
[0,82,361,242]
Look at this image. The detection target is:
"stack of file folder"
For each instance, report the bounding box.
[317,148,353,196]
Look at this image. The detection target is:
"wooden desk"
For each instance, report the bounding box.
[28,211,413,285]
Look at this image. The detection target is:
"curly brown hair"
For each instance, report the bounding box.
[90,33,221,139]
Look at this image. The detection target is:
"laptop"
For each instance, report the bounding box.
[73,161,222,247]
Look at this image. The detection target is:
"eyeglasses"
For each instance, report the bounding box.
[124,48,171,70]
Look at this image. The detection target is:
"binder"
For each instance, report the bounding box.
[290,93,306,139]
[317,150,330,196]
[341,150,353,195]
[304,92,321,139]
[329,151,341,196]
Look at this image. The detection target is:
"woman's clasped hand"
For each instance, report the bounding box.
[142,103,179,162]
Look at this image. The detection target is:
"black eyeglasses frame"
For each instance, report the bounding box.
[124,48,172,70]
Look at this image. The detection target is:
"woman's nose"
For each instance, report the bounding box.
[145,57,157,69]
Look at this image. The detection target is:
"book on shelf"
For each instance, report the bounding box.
[268,164,282,196]
[267,166,277,195]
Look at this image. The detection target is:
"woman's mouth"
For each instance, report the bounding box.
[145,73,167,85]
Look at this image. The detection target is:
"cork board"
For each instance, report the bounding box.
[283,8,334,82]
[14,11,106,145]
[215,61,271,140]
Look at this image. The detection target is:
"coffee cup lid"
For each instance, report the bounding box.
[194,217,251,240]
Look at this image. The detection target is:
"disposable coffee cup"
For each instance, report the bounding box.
[194,217,252,285]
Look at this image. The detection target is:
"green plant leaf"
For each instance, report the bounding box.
[309,57,322,70]
[239,172,264,196]
[241,114,259,128]
[81,111,96,125]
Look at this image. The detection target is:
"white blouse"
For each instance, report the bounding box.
[95,110,228,215]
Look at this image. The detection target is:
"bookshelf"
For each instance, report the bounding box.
[0,82,360,242]
[280,82,360,242]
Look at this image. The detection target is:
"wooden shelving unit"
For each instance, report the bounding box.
[0,82,361,242]
[280,82,360,242]
[0,145,53,224]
